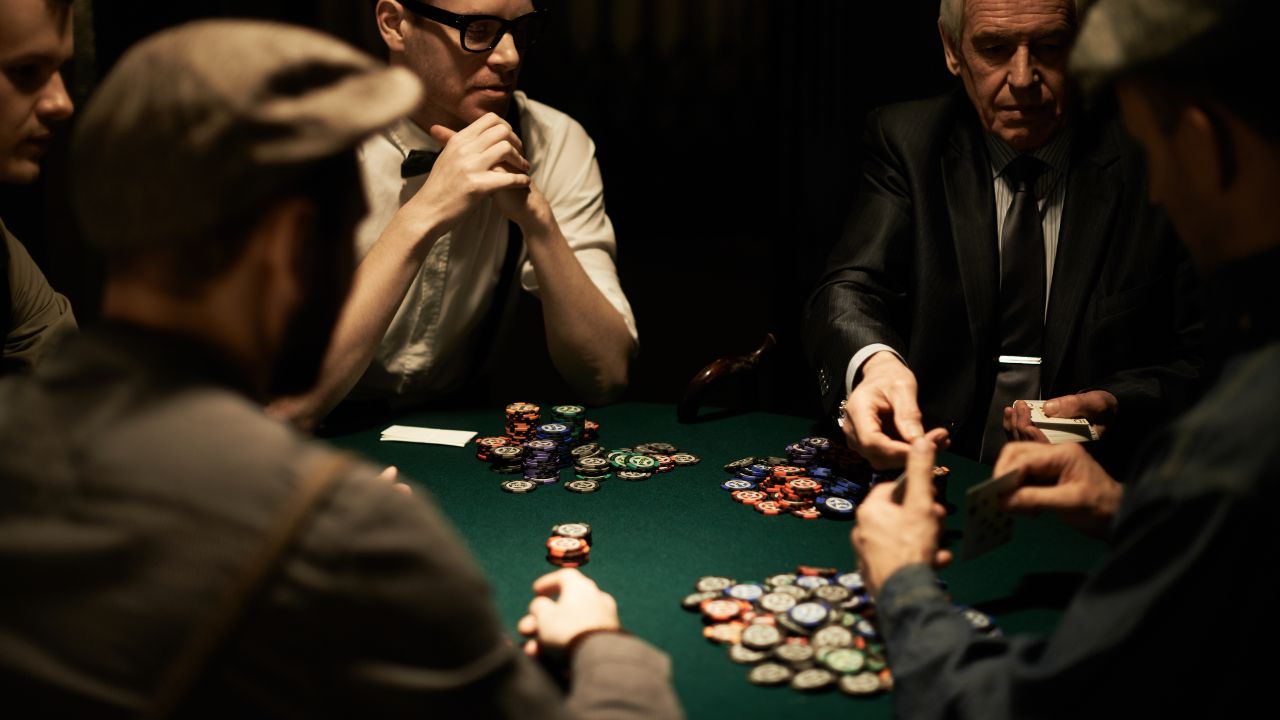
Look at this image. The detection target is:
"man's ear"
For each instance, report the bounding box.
[251,197,315,320]
[376,0,409,53]
[939,19,962,77]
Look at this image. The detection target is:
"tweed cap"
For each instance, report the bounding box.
[72,19,421,253]
[1071,0,1258,92]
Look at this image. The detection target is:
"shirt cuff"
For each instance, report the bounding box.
[875,563,949,640]
[845,344,904,395]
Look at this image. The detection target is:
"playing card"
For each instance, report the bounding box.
[1019,400,1099,443]
[960,469,1024,561]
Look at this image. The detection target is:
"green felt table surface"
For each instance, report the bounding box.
[329,401,1106,719]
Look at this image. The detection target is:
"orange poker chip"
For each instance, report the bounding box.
[546,536,590,557]
[703,621,746,645]
[701,598,743,622]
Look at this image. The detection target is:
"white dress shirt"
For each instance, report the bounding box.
[844,127,1073,394]
[351,92,637,401]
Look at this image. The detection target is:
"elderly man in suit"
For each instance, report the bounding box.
[803,0,1202,471]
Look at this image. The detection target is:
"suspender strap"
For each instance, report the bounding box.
[143,452,355,719]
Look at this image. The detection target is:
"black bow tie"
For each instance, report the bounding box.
[401,149,439,179]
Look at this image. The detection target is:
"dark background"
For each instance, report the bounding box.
[1,0,954,418]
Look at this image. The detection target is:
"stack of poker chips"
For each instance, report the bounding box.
[681,567,996,697]
[505,402,541,443]
[546,522,592,567]
[522,439,561,484]
[550,405,586,444]
[534,422,575,470]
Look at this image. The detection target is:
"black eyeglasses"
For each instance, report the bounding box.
[399,1,548,53]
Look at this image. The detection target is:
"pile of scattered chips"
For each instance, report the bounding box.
[720,437,949,521]
[546,522,592,568]
[475,403,700,494]
[681,566,997,697]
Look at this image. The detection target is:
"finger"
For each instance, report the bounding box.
[931,501,946,519]
[903,437,937,509]
[1013,401,1035,434]
[887,381,924,441]
[1002,484,1079,514]
[394,483,413,496]
[531,567,590,596]
[473,122,526,158]
[378,466,398,484]
[527,595,556,620]
[934,549,953,568]
[517,614,538,636]
[428,124,459,146]
[851,399,912,468]
[923,427,949,447]
[1003,406,1016,436]
[475,171,533,194]
[523,638,539,657]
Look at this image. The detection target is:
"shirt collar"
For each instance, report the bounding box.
[985,124,1073,180]
[384,117,443,158]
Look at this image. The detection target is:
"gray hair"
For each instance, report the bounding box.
[940,0,1086,46]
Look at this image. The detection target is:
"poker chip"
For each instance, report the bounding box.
[769,584,809,601]
[551,522,592,543]
[960,607,996,633]
[794,575,831,590]
[695,576,735,593]
[812,625,856,649]
[728,643,770,664]
[839,672,883,696]
[500,479,537,494]
[681,591,722,611]
[565,479,601,493]
[747,663,793,686]
[759,592,799,614]
[813,585,852,605]
[616,470,653,481]
[725,583,766,602]
[788,602,832,629]
[834,572,865,592]
[740,623,784,651]
[790,668,836,692]
[670,453,700,466]
[703,621,746,645]
[773,642,816,667]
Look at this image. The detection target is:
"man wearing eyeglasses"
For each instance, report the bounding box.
[269,0,636,428]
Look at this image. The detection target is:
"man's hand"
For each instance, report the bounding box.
[393,113,531,241]
[844,352,946,469]
[516,569,621,657]
[994,442,1123,539]
[1004,390,1118,442]
[851,433,952,597]
[377,465,412,496]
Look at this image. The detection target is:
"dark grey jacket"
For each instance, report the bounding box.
[0,324,682,719]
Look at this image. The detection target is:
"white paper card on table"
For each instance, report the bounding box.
[379,425,477,447]
[1019,399,1099,444]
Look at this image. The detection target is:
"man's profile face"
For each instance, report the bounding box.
[1115,82,1217,270]
[396,0,533,130]
[943,0,1075,151]
[0,0,73,184]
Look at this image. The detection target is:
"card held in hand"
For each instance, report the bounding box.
[1020,400,1099,444]
[961,469,1024,561]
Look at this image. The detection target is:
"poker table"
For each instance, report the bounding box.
[330,401,1107,718]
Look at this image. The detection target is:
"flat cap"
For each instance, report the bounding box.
[1071,0,1256,92]
[72,19,422,253]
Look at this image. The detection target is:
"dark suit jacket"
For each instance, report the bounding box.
[803,91,1202,467]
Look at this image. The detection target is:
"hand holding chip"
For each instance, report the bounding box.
[851,432,952,597]
[518,568,621,657]
[994,442,1123,539]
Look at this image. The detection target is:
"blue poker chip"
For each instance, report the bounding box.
[810,467,833,479]
[795,575,831,590]
[853,618,879,640]
[721,478,758,491]
[747,464,772,476]
[817,496,856,519]
[787,601,833,629]
[725,583,766,602]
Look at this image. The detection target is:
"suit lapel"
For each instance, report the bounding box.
[941,114,999,359]
[1042,121,1122,392]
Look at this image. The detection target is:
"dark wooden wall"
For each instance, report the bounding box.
[1,0,954,417]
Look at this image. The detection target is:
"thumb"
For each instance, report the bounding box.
[429,124,458,145]
[1042,396,1077,418]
